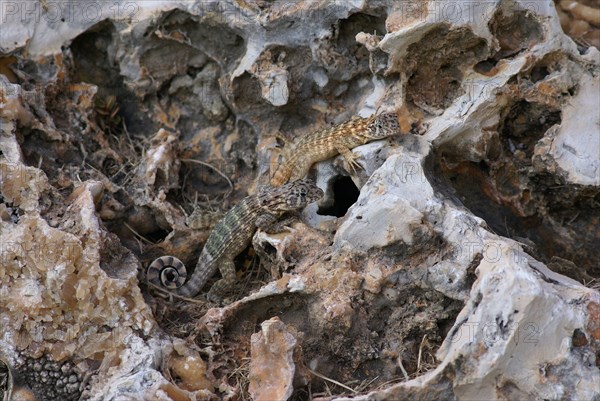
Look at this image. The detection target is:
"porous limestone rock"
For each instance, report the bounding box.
[249,317,299,401]
[1,0,598,400]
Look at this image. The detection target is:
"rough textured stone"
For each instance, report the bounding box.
[249,317,298,401]
[0,0,598,400]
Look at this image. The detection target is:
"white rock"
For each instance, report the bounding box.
[548,73,600,185]
[1,0,598,400]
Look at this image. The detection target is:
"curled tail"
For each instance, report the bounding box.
[147,253,216,298]
[146,255,187,290]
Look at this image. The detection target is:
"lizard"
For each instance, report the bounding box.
[147,179,323,301]
[270,111,401,187]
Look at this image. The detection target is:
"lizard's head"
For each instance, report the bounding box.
[266,179,323,211]
[366,112,400,139]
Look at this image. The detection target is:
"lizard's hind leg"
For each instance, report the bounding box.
[206,259,237,303]
[147,256,187,289]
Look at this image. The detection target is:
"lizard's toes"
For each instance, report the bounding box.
[343,157,363,175]
[206,291,225,305]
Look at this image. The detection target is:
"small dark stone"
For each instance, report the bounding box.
[12,353,87,401]
[65,382,79,393]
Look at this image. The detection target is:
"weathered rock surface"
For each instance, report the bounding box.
[249,317,299,401]
[1,0,598,400]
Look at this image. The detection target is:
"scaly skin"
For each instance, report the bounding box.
[270,112,401,186]
[147,179,323,300]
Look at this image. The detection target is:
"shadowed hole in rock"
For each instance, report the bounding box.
[433,97,599,280]
[137,227,171,244]
[405,26,488,112]
[70,20,152,133]
[339,10,387,42]
[488,4,544,61]
[260,241,277,256]
[571,328,588,347]
[472,4,545,76]
[530,65,550,83]
[317,175,360,217]
[473,58,499,75]
[501,100,561,160]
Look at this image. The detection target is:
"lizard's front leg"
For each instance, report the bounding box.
[334,141,362,175]
[256,212,297,233]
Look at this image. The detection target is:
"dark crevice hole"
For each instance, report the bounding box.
[530,65,550,83]
[488,6,544,61]
[473,58,498,75]
[318,176,360,217]
[70,20,151,133]
[140,228,171,244]
[261,242,277,256]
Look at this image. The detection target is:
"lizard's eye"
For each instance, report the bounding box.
[262,199,268,205]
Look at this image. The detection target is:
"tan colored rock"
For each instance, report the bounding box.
[167,339,214,394]
[1,0,598,399]
[249,317,298,401]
